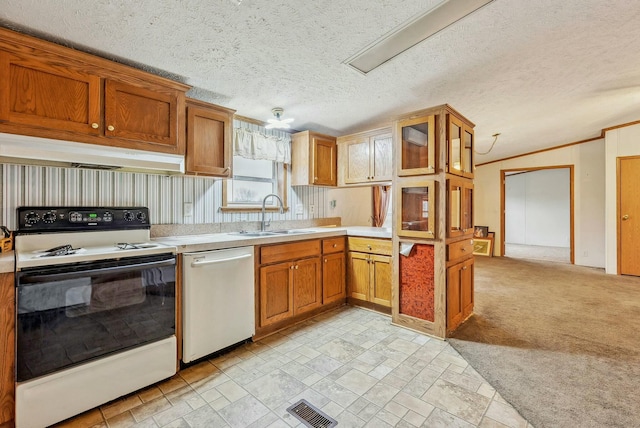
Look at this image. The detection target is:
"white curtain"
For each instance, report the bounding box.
[233,121,291,164]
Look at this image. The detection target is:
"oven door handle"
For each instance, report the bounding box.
[17,258,175,284]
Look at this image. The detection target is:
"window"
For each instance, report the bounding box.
[222,156,288,211]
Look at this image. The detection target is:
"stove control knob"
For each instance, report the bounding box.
[69,212,82,222]
[136,211,147,222]
[43,212,56,224]
[123,212,135,222]
[25,212,39,225]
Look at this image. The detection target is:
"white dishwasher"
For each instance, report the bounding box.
[182,246,255,363]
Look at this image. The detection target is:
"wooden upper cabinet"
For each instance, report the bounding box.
[396,114,436,176]
[337,128,392,186]
[447,114,474,178]
[185,98,234,177]
[104,79,178,150]
[0,49,101,135]
[291,131,337,186]
[0,28,189,155]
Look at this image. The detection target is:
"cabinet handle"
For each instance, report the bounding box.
[324,259,328,263]
[107,125,115,131]
[333,244,337,248]
[367,245,372,250]
[461,248,466,252]
[290,265,294,270]
[295,265,299,269]
[622,214,630,220]
[462,266,468,270]
[91,123,99,129]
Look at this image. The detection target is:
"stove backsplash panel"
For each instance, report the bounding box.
[1,163,328,230]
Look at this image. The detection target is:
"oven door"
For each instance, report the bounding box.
[16,253,176,382]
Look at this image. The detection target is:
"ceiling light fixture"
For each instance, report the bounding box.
[345,0,495,74]
[265,107,294,129]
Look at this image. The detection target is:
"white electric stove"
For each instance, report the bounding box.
[14,206,178,428]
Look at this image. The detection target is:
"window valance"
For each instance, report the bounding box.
[233,124,291,164]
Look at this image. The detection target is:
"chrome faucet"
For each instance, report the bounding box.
[261,193,284,231]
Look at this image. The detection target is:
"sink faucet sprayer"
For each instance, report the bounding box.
[261,193,284,231]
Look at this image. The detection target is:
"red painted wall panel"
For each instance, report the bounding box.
[399,244,435,321]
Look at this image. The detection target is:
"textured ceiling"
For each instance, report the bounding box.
[2,0,640,162]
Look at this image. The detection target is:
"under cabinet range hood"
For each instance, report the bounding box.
[0,133,185,174]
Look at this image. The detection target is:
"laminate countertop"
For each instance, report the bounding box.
[0,252,13,274]
[152,226,392,254]
[0,227,392,273]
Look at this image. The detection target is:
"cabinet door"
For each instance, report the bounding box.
[341,137,370,184]
[447,262,464,331]
[323,252,346,304]
[397,178,436,239]
[447,115,464,176]
[186,104,231,177]
[371,254,392,307]
[347,251,370,301]
[397,114,435,176]
[293,257,322,315]
[0,50,101,134]
[0,273,14,425]
[104,79,180,152]
[447,257,474,331]
[462,125,474,178]
[312,135,337,186]
[371,133,393,182]
[461,258,474,318]
[259,262,294,326]
[448,178,474,239]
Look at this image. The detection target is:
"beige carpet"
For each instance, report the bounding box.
[448,256,640,428]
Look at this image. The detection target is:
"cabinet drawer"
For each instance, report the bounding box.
[347,237,392,256]
[322,237,345,254]
[260,239,321,265]
[447,239,474,261]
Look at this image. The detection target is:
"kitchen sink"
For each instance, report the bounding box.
[228,231,277,237]
[270,229,317,234]
[228,229,317,237]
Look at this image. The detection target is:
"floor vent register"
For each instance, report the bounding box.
[286,399,338,427]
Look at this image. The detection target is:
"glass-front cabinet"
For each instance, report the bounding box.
[447,115,474,178]
[396,179,435,239]
[447,178,473,238]
[397,115,436,176]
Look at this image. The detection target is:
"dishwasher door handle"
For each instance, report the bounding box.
[190,253,252,267]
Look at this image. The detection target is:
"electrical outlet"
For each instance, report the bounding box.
[183,202,193,217]
[309,205,315,214]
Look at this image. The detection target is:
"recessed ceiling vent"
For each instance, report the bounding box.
[345,0,495,74]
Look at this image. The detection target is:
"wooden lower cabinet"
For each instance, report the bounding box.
[0,272,14,426]
[292,257,322,315]
[323,252,346,305]
[260,262,294,326]
[347,237,392,310]
[371,255,392,306]
[257,238,345,334]
[447,257,474,332]
[347,252,392,307]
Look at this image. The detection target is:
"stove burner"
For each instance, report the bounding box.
[38,246,83,257]
[44,244,72,254]
[116,242,159,250]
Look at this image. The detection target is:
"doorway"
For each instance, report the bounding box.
[617,156,640,276]
[501,166,574,263]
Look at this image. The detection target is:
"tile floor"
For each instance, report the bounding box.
[55,307,533,428]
